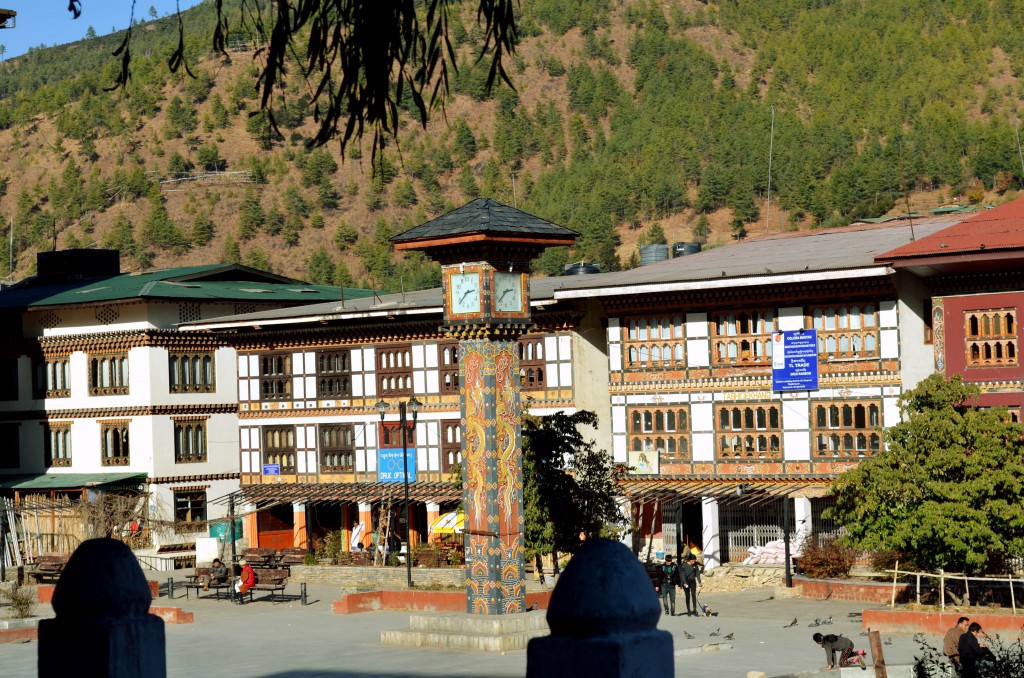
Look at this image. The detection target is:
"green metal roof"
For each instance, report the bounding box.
[0,263,373,309]
[0,472,147,490]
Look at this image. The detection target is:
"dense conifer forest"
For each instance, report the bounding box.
[1,0,1022,287]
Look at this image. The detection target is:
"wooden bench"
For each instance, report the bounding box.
[28,554,68,583]
[241,547,277,568]
[278,548,307,568]
[252,568,289,602]
[182,567,233,600]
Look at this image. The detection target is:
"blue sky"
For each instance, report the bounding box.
[0,1,206,59]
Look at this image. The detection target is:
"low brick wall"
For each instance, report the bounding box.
[290,565,464,589]
[38,580,160,603]
[863,609,1024,635]
[0,628,37,644]
[333,589,553,614]
[149,606,194,624]
[797,575,911,604]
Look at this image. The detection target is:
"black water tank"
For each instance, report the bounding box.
[563,262,602,275]
[672,242,702,258]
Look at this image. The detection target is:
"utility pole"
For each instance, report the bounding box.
[765,106,775,232]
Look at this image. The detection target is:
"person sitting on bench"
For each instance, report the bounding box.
[203,558,229,591]
[235,559,255,604]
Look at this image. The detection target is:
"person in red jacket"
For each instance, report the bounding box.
[234,558,255,604]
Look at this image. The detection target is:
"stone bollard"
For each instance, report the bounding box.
[39,538,166,678]
[526,539,673,677]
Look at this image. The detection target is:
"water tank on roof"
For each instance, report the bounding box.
[639,243,669,266]
[563,262,602,275]
[672,242,702,257]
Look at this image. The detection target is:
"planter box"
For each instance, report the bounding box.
[863,608,1024,635]
[333,589,553,615]
[795,575,911,604]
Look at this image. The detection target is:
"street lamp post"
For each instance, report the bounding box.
[376,396,421,588]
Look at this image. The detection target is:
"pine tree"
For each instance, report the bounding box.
[222,235,241,264]
[306,246,335,285]
[191,213,215,246]
[334,260,356,287]
[237,188,264,241]
[244,247,272,272]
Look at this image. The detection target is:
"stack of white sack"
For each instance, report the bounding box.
[742,539,803,565]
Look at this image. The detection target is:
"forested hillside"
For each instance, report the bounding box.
[1,0,1023,287]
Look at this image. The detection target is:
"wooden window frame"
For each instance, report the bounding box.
[518,336,545,390]
[811,400,882,458]
[263,425,296,473]
[965,308,1018,367]
[316,349,352,398]
[100,420,131,466]
[440,419,462,475]
[712,311,776,366]
[169,351,215,394]
[319,423,355,473]
[377,344,413,398]
[627,405,691,462]
[380,421,417,448]
[438,342,460,395]
[173,490,208,534]
[44,422,72,468]
[624,316,686,370]
[34,356,70,399]
[89,353,129,396]
[259,353,293,401]
[173,418,208,463]
[811,304,879,359]
[715,403,781,459]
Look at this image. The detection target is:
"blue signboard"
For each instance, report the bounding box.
[262,463,281,475]
[378,447,417,483]
[771,330,819,392]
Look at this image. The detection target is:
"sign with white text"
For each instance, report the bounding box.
[378,447,417,483]
[771,330,819,392]
[262,463,281,475]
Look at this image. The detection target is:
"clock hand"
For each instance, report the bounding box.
[460,288,474,302]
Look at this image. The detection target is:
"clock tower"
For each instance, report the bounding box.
[392,199,578,615]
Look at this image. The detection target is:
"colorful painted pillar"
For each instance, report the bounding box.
[390,198,579,616]
[462,339,524,614]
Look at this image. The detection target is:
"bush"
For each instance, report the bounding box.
[798,536,857,579]
[317,530,344,562]
[0,583,36,619]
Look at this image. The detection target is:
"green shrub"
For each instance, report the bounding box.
[1,584,35,619]
[798,536,857,580]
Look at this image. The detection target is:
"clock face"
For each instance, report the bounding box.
[493,272,524,313]
[450,272,481,315]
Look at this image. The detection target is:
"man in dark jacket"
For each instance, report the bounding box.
[655,555,681,616]
[958,622,995,677]
[680,553,702,616]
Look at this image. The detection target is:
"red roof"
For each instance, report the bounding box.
[878,197,1024,261]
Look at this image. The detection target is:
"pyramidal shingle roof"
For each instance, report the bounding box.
[390,198,579,243]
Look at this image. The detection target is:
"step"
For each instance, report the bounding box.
[381,627,548,652]
[408,612,548,635]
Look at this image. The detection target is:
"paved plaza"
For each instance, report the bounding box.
[0,577,940,678]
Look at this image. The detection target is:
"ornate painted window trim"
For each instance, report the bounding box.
[316,349,352,398]
[259,353,292,401]
[810,304,879,360]
[712,311,776,365]
[715,403,781,459]
[34,355,71,399]
[623,316,686,370]
[440,419,462,474]
[319,423,355,473]
[263,425,296,473]
[438,342,460,395]
[89,353,129,396]
[627,405,691,462]
[44,421,72,468]
[172,416,209,464]
[169,351,215,393]
[965,308,1018,367]
[100,419,131,466]
[811,400,882,459]
[377,344,413,397]
[518,336,545,390]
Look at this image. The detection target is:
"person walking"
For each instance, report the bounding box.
[655,555,681,616]
[680,553,702,616]
[942,616,970,666]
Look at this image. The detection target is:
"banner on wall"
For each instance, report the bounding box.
[771,330,819,392]
[627,450,660,475]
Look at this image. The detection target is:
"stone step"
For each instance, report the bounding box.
[408,612,548,635]
[383,612,550,652]
[381,627,548,652]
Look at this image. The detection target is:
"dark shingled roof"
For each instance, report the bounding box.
[390,198,579,243]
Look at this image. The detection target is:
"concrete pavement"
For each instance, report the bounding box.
[1,579,936,677]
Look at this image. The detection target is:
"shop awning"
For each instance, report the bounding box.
[214,480,460,506]
[429,511,465,535]
[617,475,833,505]
[0,472,147,491]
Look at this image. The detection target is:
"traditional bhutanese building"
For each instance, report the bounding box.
[0,249,367,567]
[180,198,1024,569]
[183,276,606,553]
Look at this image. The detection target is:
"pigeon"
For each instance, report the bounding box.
[784,618,798,628]
[723,632,734,641]
[884,637,893,646]
[527,602,539,611]
[822,615,833,625]
[808,618,822,627]
[859,628,870,637]
[709,628,721,637]
[913,633,926,644]
[684,630,695,640]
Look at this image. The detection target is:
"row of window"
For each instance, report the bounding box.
[628,401,884,461]
[22,352,216,400]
